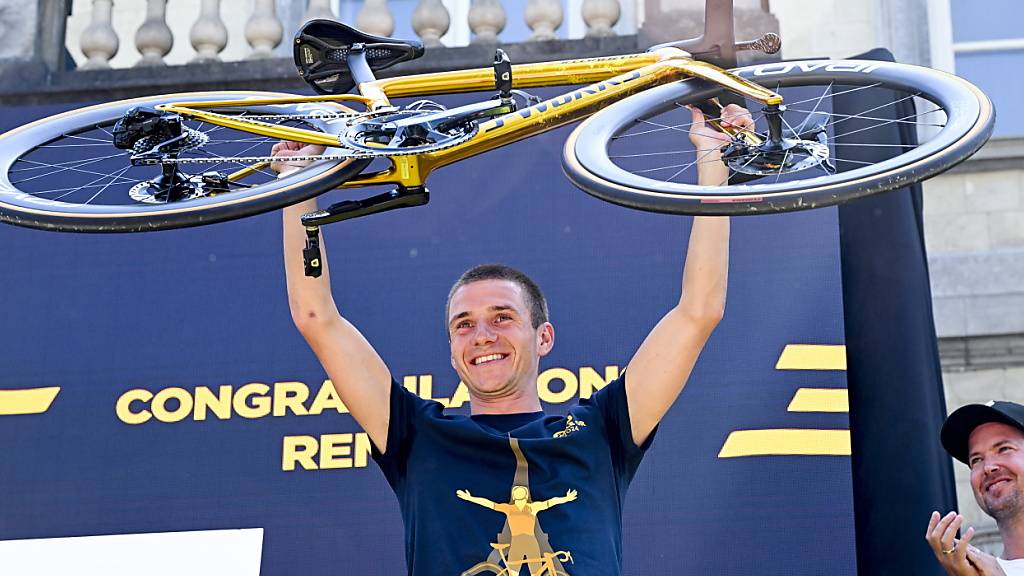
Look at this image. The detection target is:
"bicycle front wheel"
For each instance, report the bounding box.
[0,91,369,232]
[563,59,994,215]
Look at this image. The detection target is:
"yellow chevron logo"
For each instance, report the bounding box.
[787,388,849,412]
[719,429,851,457]
[775,344,847,370]
[0,387,61,416]
[719,344,850,458]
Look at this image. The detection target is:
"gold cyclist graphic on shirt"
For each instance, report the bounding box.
[457,437,577,576]
[553,415,586,438]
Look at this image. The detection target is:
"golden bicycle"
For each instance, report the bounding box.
[0,0,994,250]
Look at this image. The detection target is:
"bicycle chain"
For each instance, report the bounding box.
[136,107,476,165]
[216,112,362,122]
[134,152,375,166]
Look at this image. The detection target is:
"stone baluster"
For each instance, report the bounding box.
[190,0,228,62]
[468,0,506,44]
[412,0,450,47]
[79,0,119,69]
[246,0,283,58]
[304,0,336,21]
[358,0,396,36]
[525,0,562,41]
[135,0,172,66]
[581,0,620,37]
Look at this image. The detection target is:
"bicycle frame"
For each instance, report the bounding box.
[156,47,782,192]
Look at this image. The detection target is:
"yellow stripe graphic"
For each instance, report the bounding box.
[0,387,61,415]
[787,388,849,413]
[718,429,851,457]
[775,344,847,370]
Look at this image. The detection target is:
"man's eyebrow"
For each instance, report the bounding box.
[970,439,1017,459]
[448,305,517,324]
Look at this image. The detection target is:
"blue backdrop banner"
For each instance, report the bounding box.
[0,99,854,575]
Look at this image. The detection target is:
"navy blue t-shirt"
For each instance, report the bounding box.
[372,375,654,575]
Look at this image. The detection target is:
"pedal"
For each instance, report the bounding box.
[303,226,323,278]
[298,187,428,277]
[493,49,513,106]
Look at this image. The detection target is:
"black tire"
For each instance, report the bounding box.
[0,91,370,232]
[563,59,995,215]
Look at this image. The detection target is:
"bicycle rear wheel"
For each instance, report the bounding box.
[563,60,994,215]
[0,91,369,232]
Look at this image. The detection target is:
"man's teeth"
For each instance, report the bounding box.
[473,354,505,365]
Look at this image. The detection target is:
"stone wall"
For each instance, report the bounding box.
[925,143,1024,554]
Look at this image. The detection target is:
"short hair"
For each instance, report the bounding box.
[446,264,549,331]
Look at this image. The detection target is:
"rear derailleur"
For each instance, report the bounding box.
[113,106,229,203]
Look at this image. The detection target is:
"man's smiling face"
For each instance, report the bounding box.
[968,421,1024,521]
[447,279,553,407]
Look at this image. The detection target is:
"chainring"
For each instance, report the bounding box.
[338,108,479,157]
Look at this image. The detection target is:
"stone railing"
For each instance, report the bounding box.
[0,0,778,106]
[71,0,631,69]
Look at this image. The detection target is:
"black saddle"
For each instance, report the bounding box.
[293,20,424,95]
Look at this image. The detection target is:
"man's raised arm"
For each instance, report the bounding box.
[624,105,750,447]
[277,142,392,452]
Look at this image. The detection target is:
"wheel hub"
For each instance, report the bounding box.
[129,171,230,204]
[723,138,830,176]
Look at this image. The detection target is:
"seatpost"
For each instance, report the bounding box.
[345,43,378,84]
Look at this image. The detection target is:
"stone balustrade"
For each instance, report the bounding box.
[69,0,631,69]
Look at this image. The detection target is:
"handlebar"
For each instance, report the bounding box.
[648,0,781,67]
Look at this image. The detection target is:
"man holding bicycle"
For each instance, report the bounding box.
[274,104,751,575]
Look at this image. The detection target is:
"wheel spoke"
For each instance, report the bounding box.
[831,157,877,166]
[10,152,129,173]
[794,81,833,136]
[609,144,729,159]
[616,109,767,140]
[195,139,268,173]
[666,146,726,183]
[49,164,132,202]
[774,150,791,183]
[10,156,139,186]
[37,142,119,148]
[787,107,945,128]
[83,165,133,205]
[831,142,916,148]
[62,133,113,144]
[831,108,934,140]
[779,83,883,109]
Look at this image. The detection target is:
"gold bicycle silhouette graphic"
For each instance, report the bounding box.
[462,543,574,576]
[457,437,579,576]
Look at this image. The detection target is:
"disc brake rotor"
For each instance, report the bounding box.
[724,139,831,176]
[129,172,231,204]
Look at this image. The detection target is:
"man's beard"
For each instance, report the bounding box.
[985,484,1024,522]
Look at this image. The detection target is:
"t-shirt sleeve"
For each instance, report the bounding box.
[371,379,428,487]
[590,372,656,482]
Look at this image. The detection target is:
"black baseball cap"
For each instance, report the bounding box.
[941,401,1024,464]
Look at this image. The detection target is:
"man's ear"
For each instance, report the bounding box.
[537,322,555,357]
